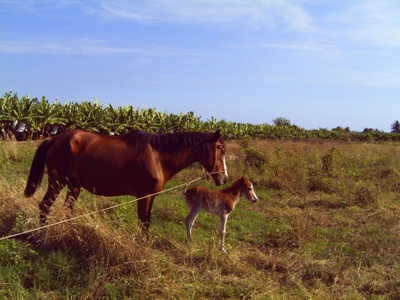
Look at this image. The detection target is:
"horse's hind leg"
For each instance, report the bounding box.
[39,179,65,225]
[64,177,81,213]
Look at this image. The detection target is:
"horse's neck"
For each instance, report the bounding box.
[159,149,198,179]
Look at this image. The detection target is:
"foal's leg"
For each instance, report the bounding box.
[185,204,202,243]
[64,177,81,213]
[219,213,229,253]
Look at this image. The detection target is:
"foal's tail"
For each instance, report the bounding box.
[24,139,54,197]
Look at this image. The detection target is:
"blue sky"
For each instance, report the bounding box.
[1,1,399,131]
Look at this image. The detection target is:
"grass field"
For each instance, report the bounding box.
[0,139,399,299]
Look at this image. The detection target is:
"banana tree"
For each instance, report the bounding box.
[72,100,104,132]
[162,112,202,133]
[32,97,67,139]
[101,104,133,135]
[1,93,37,140]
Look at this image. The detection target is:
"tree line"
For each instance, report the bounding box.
[1,92,399,142]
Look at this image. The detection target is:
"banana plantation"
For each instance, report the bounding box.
[1,91,399,142]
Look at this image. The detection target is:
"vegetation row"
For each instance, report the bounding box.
[1,91,400,142]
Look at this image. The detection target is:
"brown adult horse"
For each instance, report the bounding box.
[24,129,228,231]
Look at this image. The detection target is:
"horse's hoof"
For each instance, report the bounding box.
[31,227,48,247]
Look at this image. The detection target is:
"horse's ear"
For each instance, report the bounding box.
[213,129,221,140]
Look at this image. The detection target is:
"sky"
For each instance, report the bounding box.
[1,1,399,132]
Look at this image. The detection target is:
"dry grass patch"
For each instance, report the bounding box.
[1,139,400,299]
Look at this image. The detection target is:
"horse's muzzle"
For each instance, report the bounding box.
[213,174,229,186]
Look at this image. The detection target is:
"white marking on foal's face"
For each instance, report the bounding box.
[249,183,259,203]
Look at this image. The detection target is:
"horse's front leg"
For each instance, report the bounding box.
[219,214,229,254]
[137,195,155,234]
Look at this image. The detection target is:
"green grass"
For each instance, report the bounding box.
[0,139,400,299]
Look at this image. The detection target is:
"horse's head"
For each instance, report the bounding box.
[241,177,259,203]
[204,130,229,186]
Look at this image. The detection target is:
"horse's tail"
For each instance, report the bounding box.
[24,139,54,197]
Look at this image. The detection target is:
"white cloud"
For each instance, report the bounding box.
[99,0,315,32]
[326,1,400,47]
[0,0,87,12]
[95,1,400,48]
[0,38,201,61]
[0,39,139,55]
[242,41,342,58]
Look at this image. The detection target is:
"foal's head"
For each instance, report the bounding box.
[239,177,259,203]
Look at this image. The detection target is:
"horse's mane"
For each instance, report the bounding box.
[122,130,222,153]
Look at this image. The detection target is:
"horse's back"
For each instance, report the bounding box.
[44,130,114,180]
[48,129,124,157]
[184,186,213,200]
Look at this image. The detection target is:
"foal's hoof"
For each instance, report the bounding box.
[220,248,228,255]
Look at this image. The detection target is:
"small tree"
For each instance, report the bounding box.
[391,121,400,133]
[273,117,291,127]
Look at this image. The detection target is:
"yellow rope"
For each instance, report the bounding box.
[0,172,219,242]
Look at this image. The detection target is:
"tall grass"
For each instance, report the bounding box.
[0,139,399,299]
